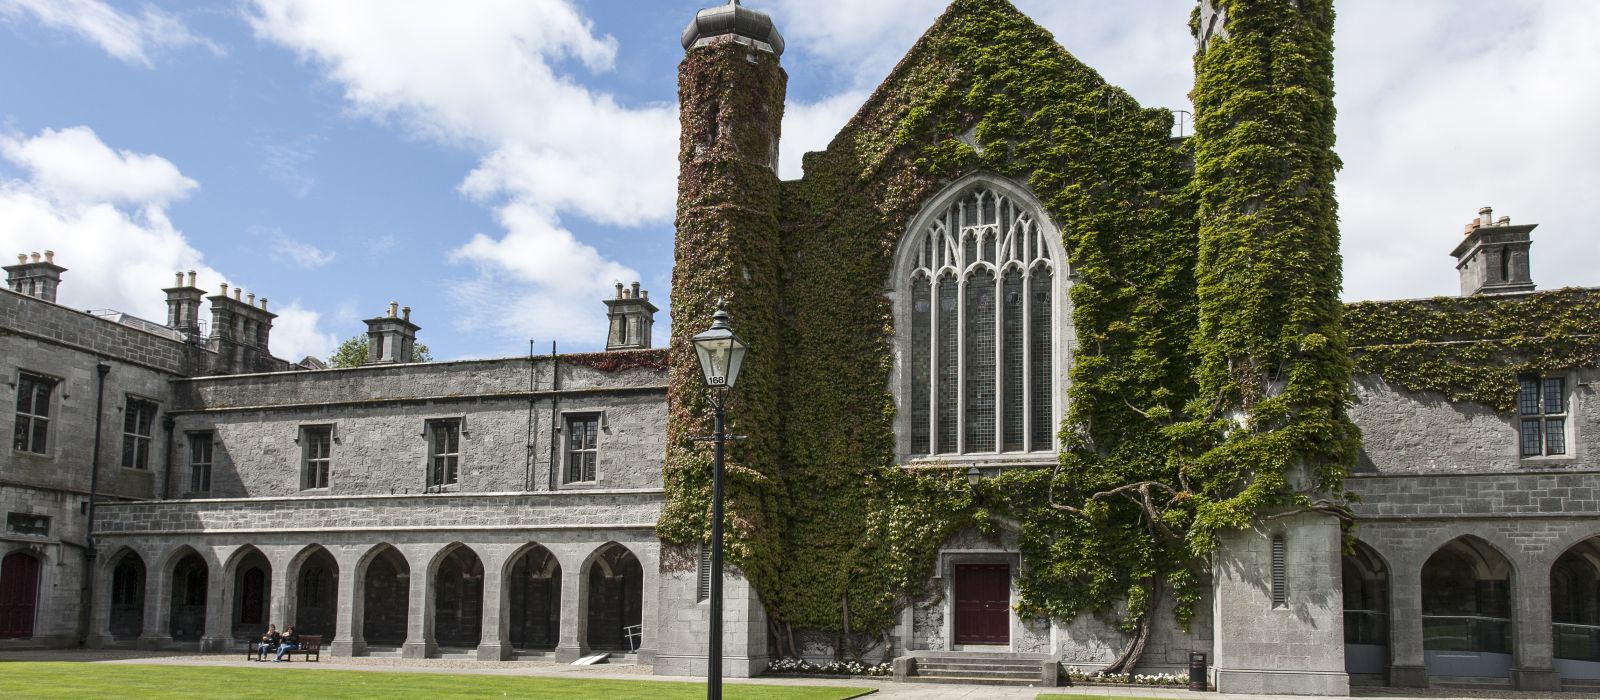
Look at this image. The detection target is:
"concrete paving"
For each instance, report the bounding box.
[3,650,1599,699]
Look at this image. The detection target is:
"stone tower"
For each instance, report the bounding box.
[656,0,785,680]
[604,281,658,350]
[1452,206,1536,296]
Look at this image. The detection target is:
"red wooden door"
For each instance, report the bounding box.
[0,552,41,639]
[953,563,1009,645]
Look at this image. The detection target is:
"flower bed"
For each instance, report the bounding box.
[1066,667,1189,687]
[765,658,893,677]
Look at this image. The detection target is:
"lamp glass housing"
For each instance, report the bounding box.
[692,316,748,389]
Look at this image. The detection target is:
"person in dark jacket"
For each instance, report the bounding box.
[255,624,279,661]
[274,626,300,662]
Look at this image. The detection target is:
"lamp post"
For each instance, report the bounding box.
[691,304,748,700]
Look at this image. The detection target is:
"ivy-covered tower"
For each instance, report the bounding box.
[655,0,787,678]
[1192,0,1358,694]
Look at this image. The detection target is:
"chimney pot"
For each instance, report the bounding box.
[175,272,185,286]
[30,252,40,263]
[1497,216,1510,226]
[641,289,649,300]
[615,282,624,299]
[631,281,641,298]
[388,301,399,318]
[233,287,242,301]
[1479,206,1494,226]
[247,292,256,305]
[43,250,53,263]
[219,282,229,295]
[260,298,268,310]
[15,254,26,264]
[402,306,411,322]
[187,270,197,287]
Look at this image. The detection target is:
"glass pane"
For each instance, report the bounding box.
[964,269,996,452]
[937,277,960,453]
[1003,270,1025,451]
[12,417,25,451]
[1521,419,1544,456]
[1546,419,1567,455]
[33,381,52,418]
[30,419,47,453]
[1545,377,1566,414]
[14,377,30,413]
[121,438,135,468]
[910,277,931,454]
[1518,379,1540,415]
[124,404,139,434]
[1029,268,1054,449]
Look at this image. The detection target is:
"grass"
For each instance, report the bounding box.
[0,662,873,700]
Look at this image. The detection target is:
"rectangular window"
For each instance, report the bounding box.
[1519,375,1569,457]
[302,425,332,490]
[1270,536,1288,608]
[120,397,158,470]
[427,419,461,490]
[565,415,599,483]
[188,432,213,493]
[13,372,56,454]
[5,512,50,537]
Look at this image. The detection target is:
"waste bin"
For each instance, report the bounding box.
[1188,651,1208,691]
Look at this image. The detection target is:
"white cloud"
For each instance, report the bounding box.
[270,301,339,362]
[0,126,339,361]
[258,140,318,198]
[1,126,197,205]
[270,234,336,269]
[248,0,664,347]
[779,90,869,181]
[0,0,219,68]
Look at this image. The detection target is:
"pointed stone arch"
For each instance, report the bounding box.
[1421,535,1514,678]
[583,542,642,652]
[429,543,484,649]
[505,542,562,652]
[288,544,339,641]
[165,545,209,642]
[358,543,410,648]
[1550,536,1600,678]
[1343,539,1390,676]
[107,547,147,641]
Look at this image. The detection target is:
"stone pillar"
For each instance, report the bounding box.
[138,552,174,650]
[652,553,769,678]
[200,549,232,653]
[330,548,364,657]
[1511,571,1559,691]
[1387,557,1427,688]
[401,546,436,659]
[554,555,587,662]
[270,554,292,631]
[635,542,660,664]
[477,550,510,661]
[1211,512,1349,695]
[87,556,115,648]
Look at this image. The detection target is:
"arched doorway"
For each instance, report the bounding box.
[361,546,409,647]
[433,545,484,649]
[585,543,642,652]
[109,551,147,640]
[169,551,208,641]
[508,545,561,651]
[1552,537,1600,680]
[1342,541,1389,677]
[1421,536,1512,678]
[0,551,43,639]
[230,548,271,640]
[295,547,338,641]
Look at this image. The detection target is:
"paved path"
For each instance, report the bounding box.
[4,650,1598,699]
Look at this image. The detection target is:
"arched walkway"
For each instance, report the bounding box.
[229,547,271,640]
[1343,541,1389,676]
[169,550,208,641]
[1421,536,1512,678]
[362,546,409,647]
[0,551,43,639]
[1552,536,1600,680]
[295,547,339,641]
[433,545,484,648]
[109,550,147,640]
[585,543,642,652]
[507,545,560,651]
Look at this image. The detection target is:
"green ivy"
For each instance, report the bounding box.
[1345,288,1600,412]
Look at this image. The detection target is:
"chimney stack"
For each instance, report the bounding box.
[365,303,421,365]
[4,251,67,303]
[1451,206,1537,296]
[163,270,207,343]
[603,281,659,351]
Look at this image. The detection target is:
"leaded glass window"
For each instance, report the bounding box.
[1519,375,1568,457]
[901,184,1059,457]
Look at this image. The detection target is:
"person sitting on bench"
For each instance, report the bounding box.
[256,624,280,661]
[274,626,300,662]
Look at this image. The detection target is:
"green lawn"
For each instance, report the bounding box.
[0,663,873,700]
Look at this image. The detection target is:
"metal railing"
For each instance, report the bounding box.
[1422,615,1511,654]
[1556,622,1600,662]
[1344,609,1388,646]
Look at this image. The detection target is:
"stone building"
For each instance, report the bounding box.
[2,1,1599,696]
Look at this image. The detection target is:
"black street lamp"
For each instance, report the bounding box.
[691,304,748,700]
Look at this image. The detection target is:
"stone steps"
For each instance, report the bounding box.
[1429,675,1512,690]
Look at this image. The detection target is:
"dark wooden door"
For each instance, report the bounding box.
[953,563,1009,645]
[0,552,41,639]
[240,567,266,626]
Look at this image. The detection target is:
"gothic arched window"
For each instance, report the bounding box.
[894,175,1067,461]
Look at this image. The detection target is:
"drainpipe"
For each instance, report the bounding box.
[81,361,111,647]
[161,415,176,500]
[546,342,560,491]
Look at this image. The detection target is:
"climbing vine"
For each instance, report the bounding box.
[1345,288,1600,412]
[659,0,1355,671]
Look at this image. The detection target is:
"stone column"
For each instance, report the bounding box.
[635,541,660,664]
[269,555,292,631]
[1387,557,1427,688]
[1511,571,1559,691]
[477,549,510,661]
[401,545,436,659]
[138,549,174,650]
[554,550,587,662]
[199,548,232,653]
[87,555,115,648]
[330,548,364,657]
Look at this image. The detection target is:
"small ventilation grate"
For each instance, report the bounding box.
[1270,536,1288,608]
[697,544,712,602]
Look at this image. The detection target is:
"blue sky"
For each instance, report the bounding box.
[2,1,1597,362]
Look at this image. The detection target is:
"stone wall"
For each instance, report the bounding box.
[0,287,210,377]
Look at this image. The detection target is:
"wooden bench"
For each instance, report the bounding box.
[242,634,323,662]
